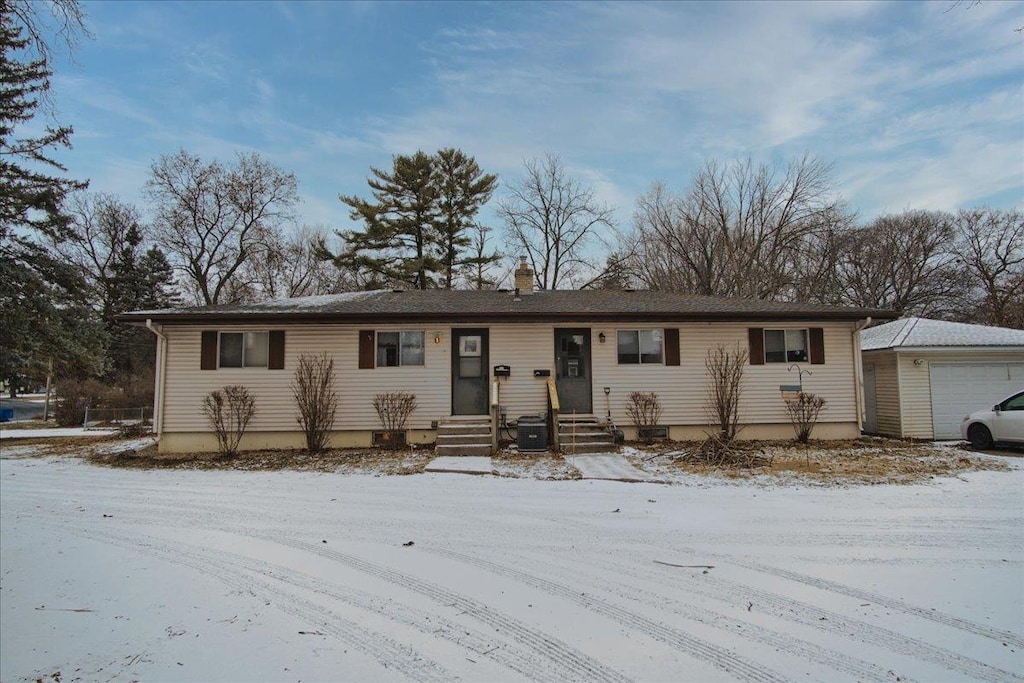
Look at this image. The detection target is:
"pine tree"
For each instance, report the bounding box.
[330,149,497,290]
[0,6,97,393]
[433,148,498,289]
[335,151,441,290]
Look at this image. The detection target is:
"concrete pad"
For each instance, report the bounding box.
[424,456,493,475]
[568,454,666,483]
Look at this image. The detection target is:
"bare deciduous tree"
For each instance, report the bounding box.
[460,222,502,289]
[292,353,338,453]
[630,156,849,300]
[499,154,616,290]
[201,385,256,456]
[146,150,298,305]
[704,343,746,442]
[235,226,355,301]
[952,208,1024,329]
[835,210,962,317]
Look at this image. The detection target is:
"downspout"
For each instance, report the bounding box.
[145,319,167,440]
[852,317,872,434]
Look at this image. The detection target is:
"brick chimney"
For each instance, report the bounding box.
[514,256,534,294]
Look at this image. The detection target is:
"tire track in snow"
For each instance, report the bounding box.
[454,539,1020,683]
[21,502,627,683]
[722,558,1024,649]
[427,547,793,683]
[253,533,632,683]
[33,521,455,683]
[507,546,912,683]
[591,550,1021,683]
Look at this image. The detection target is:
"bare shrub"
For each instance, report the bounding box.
[372,392,417,447]
[784,392,827,445]
[625,391,663,442]
[54,378,122,426]
[291,353,339,453]
[704,343,745,442]
[201,385,256,456]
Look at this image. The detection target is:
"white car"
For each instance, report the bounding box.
[961,390,1024,449]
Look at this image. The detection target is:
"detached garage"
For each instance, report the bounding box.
[860,317,1024,440]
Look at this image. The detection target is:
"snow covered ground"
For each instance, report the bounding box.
[2,455,1022,683]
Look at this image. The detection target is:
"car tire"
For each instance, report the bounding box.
[967,424,993,450]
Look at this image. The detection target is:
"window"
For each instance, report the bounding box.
[1003,392,1024,411]
[219,332,269,368]
[376,331,425,367]
[617,330,663,364]
[764,329,808,363]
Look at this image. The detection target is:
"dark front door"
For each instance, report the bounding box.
[452,329,489,415]
[555,328,592,414]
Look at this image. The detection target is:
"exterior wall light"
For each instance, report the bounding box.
[598,332,606,343]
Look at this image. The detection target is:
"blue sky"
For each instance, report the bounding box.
[45,1,1024,235]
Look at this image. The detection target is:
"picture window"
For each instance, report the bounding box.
[218,332,269,368]
[764,329,808,363]
[377,331,425,367]
[617,330,663,365]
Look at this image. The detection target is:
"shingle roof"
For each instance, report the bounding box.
[119,289,894,324]
[860,317,1024,351]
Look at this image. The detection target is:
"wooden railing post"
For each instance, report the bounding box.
[490,379,500,455]
[547,378,560,452]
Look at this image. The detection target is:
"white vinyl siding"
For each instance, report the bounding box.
[490,321,857,427]
[162,324,448,432]
[862,351,902,437]
[160,320,861,434]
[863,349,1024,439]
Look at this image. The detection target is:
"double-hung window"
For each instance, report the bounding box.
[617,330,664,365]
[219,331,269,368]
[764,329,808,363]
[376,331,425,367]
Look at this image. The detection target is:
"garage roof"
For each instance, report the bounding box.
[861,317,1024,351]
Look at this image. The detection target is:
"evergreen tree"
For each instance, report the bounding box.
[334,151,441,290]
[329,149,497,290]
[433,148,498,289]
[0,5,97,394]
[59,193,177,382]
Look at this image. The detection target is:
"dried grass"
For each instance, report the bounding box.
[631,438,1011,485]
[88,444,432,475]
[491,450,582,480]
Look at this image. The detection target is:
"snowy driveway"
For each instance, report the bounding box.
[2,457,1022,682]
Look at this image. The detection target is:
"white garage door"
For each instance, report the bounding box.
[929,363,1024,440]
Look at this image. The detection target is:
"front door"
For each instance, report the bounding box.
[452,329,489,415]
[555,328,592,414]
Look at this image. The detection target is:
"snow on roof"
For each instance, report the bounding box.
[860,317,1024,350]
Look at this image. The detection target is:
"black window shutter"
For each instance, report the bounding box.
[201,331,218,370]
[809,328,825,365]
[664,328,680,366]
[358,331,375,369]
[268,330,285,369]
[748,328,764,365]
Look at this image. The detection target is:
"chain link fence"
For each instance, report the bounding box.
[83,406,153,431]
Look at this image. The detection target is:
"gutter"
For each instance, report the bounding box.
[144,319,167,440]
[853,317,872,433]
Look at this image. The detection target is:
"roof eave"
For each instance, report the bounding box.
[118,309,895,325]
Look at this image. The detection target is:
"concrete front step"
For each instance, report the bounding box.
[560,441,618,454]
[435,443,492,457]
[436,433,492,446]
[438,425,492,437]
